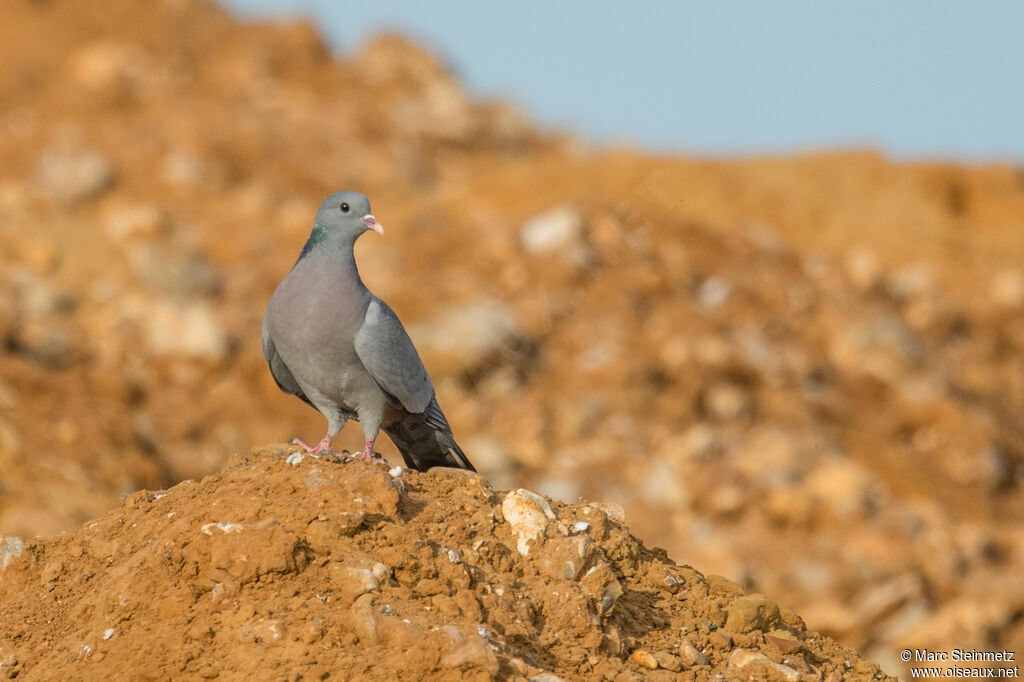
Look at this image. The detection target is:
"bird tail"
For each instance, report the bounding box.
[384,399,475,472]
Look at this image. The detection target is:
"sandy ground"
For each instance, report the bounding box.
[0,446,889,680]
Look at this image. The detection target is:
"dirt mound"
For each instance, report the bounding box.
[0,447,888,681]
[2,0,1024,679]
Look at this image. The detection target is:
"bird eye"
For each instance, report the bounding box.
[340,202,350,213]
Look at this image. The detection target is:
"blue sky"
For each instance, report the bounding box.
[224,1,1024,162]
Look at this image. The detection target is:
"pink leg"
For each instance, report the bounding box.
[291,432,335,456]
[354,438,382,462]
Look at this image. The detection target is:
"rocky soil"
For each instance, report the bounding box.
[0,447,889,680]
[1,0,1024,678]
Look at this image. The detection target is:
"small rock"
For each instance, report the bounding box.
[39,560,63,585]
[578,559,622,616]
[306,498,367,544]
[628,649,659,670]
[236,618,285,643]
[437,625,499,674]
[329,565,379,601]
[765,633,804,654]
[501,489,556,556]
[727,649,801,681]
[205,518,307,586]
[529,673,568,682]
[286,452,304,466]
[351,594,426,647]
[536,535,592,580]
[348,467,403,518]
[36,145,116,204]
[299,620,325,644]
[726,594,782,633]
[696,277,732,308]
[521,204,584,256]
[586,501,625,524]
[653,651,680,672]
[678,637,709,667]
[600,625,623,655]
[712,630,734,648]
[2,536,25,570]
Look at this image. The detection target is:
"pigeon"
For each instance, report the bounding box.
[262,190,475,472]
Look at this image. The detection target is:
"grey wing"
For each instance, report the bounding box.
[354,298,434,414]
[262,316,313,407]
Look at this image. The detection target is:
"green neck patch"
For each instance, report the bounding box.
[297,223,327,261]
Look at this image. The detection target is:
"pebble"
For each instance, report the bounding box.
[578,559,622,616]
[36,145,116,203]
[628,649,658,670]
[677,637,709,666]
[521,204,584,255]
[653,651,680,671]
[696,277,732,308]
[501,489,556,556]
[727,649,801,681]
[1,536,25,570]
[437,625,499,674]
[725,594,782,633]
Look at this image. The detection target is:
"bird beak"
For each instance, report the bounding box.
[362,214,383,235]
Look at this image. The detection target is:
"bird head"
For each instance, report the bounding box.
[314,191,383,239]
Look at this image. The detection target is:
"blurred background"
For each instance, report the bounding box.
[1,0,1023,678]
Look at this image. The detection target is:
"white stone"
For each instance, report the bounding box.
[696,277,732,308]
[2,536,25,570]
[36,145,115,203]
[521,204,584,255]
[501,489,556,556]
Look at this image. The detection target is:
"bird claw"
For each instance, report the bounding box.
[353,451,384,463]
[290,435,337,458]
[290,438,383,465]
[321,449,348,463]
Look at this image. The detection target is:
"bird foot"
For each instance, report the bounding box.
[351,450,384,463]
[290,434,337,458]
[349,439,384,464]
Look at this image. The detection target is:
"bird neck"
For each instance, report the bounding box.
[297,223,329,261]
[294,223,365,285]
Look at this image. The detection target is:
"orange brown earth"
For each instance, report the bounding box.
[0,447,890,681]
[0,0,1023,679]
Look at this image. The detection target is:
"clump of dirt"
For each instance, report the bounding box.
[0,447,888,681]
